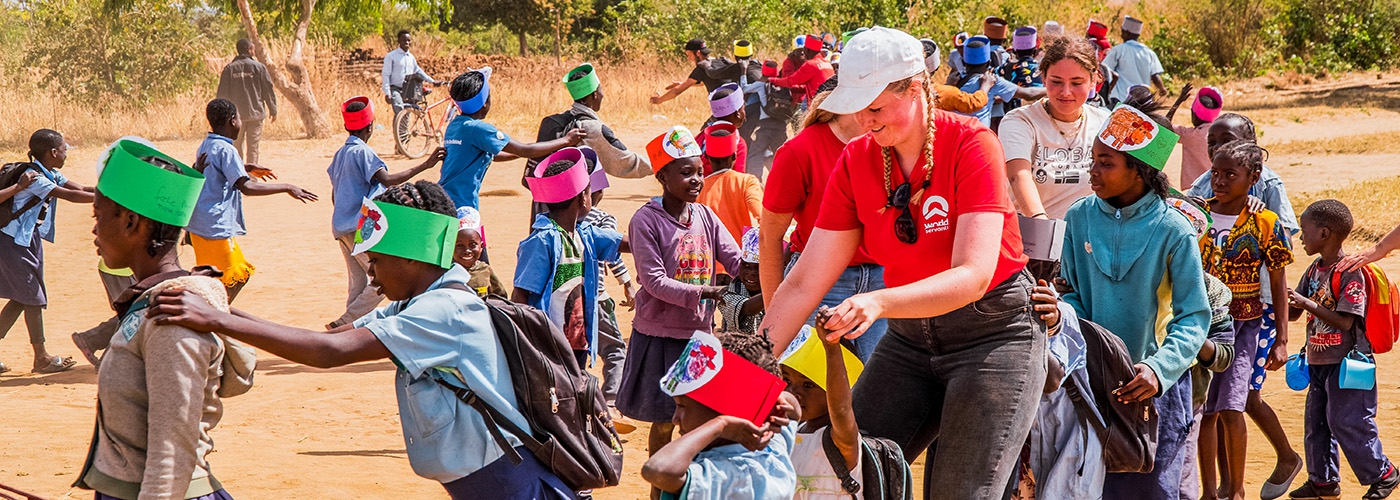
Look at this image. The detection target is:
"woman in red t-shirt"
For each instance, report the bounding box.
[760,27,1044,500]
[759,81,889,361]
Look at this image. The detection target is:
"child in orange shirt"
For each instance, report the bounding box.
[696,121,762,256]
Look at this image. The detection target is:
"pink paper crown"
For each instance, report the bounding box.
[526,148,590,203]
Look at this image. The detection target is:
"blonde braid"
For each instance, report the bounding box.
[911,72,939,206]
[879,73,941,211]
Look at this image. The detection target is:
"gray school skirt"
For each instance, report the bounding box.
[0,233,45,306]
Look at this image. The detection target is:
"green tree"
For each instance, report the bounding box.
[451,0,591,56]
[26,0,212,108]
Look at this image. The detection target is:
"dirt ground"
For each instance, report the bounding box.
[2,90,1399,500]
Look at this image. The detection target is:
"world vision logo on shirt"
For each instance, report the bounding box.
[921,195,950,234]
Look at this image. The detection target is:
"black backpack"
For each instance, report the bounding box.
[763,83,799,122]
[822,430,913,500]
[1062,317,1159,473]
[433,287,624,491]
[0,162,44,227]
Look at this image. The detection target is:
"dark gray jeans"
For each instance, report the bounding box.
[852,270,1046,500]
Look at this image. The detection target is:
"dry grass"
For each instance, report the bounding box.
[0,38,712,158]
[1293,175,1400,244]
[1268,130,1400,155]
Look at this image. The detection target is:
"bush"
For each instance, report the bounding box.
[25,0,214,108]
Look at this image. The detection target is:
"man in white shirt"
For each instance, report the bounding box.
[381,30,438,117]
[1100,16,1167,104]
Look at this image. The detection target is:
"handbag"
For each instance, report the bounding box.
[1285,352,1310,391]
[1339,350,1377,390]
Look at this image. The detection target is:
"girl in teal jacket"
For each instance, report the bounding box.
[1060,103,1210,500]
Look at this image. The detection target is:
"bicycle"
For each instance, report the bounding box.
[393,79,457,159]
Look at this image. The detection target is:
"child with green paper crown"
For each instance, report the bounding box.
[642,329,801,500]
[778,307,869,499]
[148,180,573,499]
[0,128,93,374]
[76,139,256,499]
[1060,102,1210,498]
[511,147,625,370]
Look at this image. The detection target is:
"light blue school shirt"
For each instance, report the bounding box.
[1,163,66,246]
[514,213,624,362]
[326,136,387,237]
[959,74,1020,127]
[1029,303,1105,499]
[354,264,529,483]
[187,133,250,239]
[441,115,510,210]
[665,420,799,500]
[1101,40,1164,103]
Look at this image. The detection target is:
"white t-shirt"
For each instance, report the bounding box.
[1000,100,1109,219]
[792,427,861,500]
[1101,41,1165,103]
[1208,213,1240,249]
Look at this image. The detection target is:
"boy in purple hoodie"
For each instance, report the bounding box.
[619,125,742,478]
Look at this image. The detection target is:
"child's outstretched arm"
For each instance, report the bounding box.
[376,147,446,187]
[817,308,860,470]
[50,178,95,203]
[495,129,587,162]
[234,177,318,203]
[1341,223,1400,272]
[1165,83,1194,122]
[641,415,773,493]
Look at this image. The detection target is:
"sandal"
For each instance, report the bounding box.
[72,332,102,369]
[34,356,76,374]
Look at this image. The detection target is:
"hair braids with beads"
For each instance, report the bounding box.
[373,180,456,217]
[879,72,939,212]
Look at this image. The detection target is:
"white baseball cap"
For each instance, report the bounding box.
[818,27,925,115]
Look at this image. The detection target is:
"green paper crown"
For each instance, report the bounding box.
[352,199,458,269]
[1098,104,1180,171]
[564,63,601,101]
[96,139,205,227]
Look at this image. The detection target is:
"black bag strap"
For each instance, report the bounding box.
[434,377,545,466]
[423,282,547,463]
[820,429,863,496]
[1062,376,1108,436]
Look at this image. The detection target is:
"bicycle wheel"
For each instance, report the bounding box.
[394,108,436,159]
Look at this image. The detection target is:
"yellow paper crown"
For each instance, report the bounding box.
[779,326,864,391]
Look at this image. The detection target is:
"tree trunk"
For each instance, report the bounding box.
[518,30,529,57]
[235,0,332,138]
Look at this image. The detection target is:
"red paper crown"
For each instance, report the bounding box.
[660,332,786,425]
[703,122,740,158]
[342,96,374,131]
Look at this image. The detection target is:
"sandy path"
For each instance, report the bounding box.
[0,111,1396,500]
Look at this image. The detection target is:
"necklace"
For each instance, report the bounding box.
[1044,101,1085,138]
